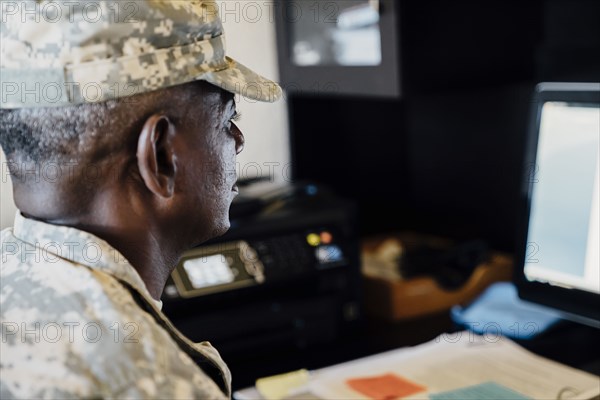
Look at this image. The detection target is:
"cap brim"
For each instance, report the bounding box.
[200,57,282,103]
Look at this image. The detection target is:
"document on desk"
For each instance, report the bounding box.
[308,331,600,400]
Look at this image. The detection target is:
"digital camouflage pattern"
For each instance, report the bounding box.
[0,0,282,108]
[0,213,231,399]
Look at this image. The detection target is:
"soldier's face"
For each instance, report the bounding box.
[173,82,244,245]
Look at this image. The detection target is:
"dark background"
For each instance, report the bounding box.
[289,0,600,252]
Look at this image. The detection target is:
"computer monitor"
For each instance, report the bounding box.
[274,0,400,97]
[516,82,600,327]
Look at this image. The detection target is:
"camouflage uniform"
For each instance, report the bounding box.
[1,213,231,399]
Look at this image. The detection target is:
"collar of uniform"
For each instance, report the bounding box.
[12,212,163,310]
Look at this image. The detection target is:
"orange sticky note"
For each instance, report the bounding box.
[346,373,426,400]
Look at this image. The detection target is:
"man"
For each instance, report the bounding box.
[0,1,281,398]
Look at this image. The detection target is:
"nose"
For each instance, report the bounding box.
[232,123,245,155]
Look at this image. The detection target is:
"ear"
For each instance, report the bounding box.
[136,114,177,198]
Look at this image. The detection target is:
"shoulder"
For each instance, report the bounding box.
[0,226,12,241]
[0,243,121,396]
[0,246,227,399]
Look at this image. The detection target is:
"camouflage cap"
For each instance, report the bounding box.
[0,0,282,108]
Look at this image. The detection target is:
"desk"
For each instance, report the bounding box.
[230,309,600,395]
[234,330,600,400]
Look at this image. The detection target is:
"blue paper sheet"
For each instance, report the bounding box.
[429,381,532,400]
[451,282,562,339]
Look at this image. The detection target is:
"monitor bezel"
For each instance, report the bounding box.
[515,82,600,326]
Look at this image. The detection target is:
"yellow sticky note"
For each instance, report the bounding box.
[256,369,311,400]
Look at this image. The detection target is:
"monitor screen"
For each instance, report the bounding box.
[274,0,400,97]
[517,82,600,325]
[290,0,382,67]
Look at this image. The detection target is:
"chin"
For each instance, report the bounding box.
[215,221,231,237]
[191,225,229,248]
[208,218,231,240]
[192,200,232,245]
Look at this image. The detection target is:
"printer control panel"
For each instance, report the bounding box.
[166,228,347,299]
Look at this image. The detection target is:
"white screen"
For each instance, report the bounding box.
[183,255,235,289]
[524,101,600,294]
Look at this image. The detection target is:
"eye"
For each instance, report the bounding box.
[227,111,242,133]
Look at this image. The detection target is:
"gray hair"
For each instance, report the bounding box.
[0,101,119,162]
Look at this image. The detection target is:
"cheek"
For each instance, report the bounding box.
[207,152,235,236]
[216,139,238,184]
[224,152,238,184]
[206,143,237,204]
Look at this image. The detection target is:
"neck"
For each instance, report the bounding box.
[79,220,180,300]
[16,185,182,300]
